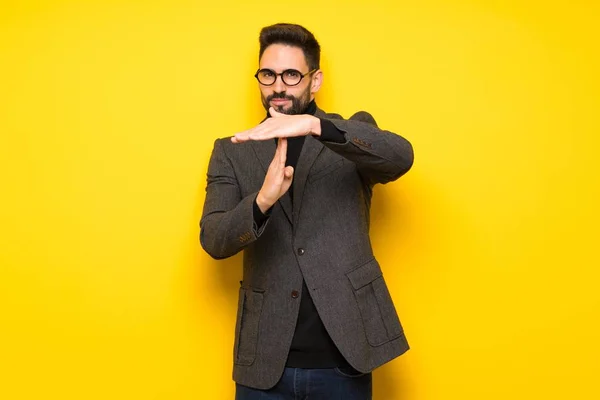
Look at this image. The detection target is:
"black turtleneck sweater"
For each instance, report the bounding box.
[252,100,351,368]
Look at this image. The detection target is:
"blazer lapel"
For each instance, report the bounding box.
[314,108,328,119]
[292,134,324,228]
[250,140,293,225]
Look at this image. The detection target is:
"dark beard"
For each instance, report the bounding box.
[261,85,312,115]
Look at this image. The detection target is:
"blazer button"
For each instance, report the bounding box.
[297,248,305,255]
[291,290,300,299]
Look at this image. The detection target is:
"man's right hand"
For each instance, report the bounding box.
[256,138,294,213]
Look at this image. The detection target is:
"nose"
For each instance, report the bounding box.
[272,75,286,92]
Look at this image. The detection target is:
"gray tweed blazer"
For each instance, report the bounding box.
[200,108,414,390]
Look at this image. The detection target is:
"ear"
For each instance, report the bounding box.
[310,69,323,95]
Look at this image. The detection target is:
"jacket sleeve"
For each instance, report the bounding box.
[199,139,268,259]
[319,116,414,186]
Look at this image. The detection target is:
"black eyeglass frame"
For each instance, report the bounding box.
[254,68,317,86]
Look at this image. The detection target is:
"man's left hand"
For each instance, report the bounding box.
[231,107,321,144]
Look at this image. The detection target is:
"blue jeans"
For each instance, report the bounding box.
[235,366,372,399]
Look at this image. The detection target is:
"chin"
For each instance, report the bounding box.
[273,105,292,114]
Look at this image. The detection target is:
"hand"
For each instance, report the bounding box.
[231,107,321,144]
[256,137,294,213]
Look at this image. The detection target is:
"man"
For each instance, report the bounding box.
[200,23,414,399]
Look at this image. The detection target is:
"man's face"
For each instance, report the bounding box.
[258,44,321,115]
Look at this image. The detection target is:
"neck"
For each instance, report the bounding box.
[305,99,317,115]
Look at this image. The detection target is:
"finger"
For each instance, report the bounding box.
[269,137,284,170]
[231,133,251,143]
[277,138,288,166]
[249,132,276,141]
[232,131,251,143]
[252,118,294,141]
[249,123,276,141]
[284,166,294,179]
[233,123,265,142]
[281,166,294,194]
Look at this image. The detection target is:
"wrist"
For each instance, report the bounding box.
[310,116,321,136]
[256,192,272,214]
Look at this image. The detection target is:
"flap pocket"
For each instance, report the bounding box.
[309,159,344,182]
[234,288,264,366]
[239,281,265,293]
[346,258,382,290]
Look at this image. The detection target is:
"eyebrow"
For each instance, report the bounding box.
[259,67,302,71]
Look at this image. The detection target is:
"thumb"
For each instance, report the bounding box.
[269,106,283,118]
[284,166,294,179]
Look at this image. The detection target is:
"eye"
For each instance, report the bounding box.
[284,70,301,79]
[261,70,275,78]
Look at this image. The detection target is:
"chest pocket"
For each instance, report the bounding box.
[308,159,345,183]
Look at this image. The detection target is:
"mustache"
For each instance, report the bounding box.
[267,93,295,102]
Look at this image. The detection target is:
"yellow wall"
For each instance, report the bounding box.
[1,0,598,399]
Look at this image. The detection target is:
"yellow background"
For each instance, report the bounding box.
[1,0,598,399]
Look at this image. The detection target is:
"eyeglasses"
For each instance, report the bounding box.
[254,68,317,86]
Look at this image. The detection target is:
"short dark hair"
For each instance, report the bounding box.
[258,23,321,71]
